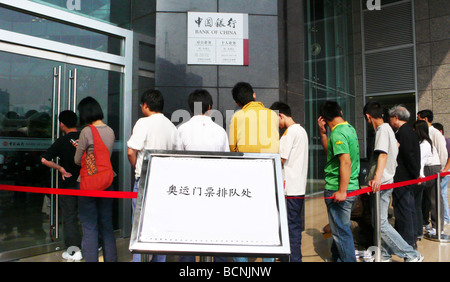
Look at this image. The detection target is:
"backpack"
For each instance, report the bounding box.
[80,125,114,191]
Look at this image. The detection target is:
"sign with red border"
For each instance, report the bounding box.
[187,12,249,66]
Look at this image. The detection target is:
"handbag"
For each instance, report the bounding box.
[80,125,114,191]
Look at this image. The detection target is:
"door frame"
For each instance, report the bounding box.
[0,0,134,261]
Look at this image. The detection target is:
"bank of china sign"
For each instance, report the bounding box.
[187,12,249,66]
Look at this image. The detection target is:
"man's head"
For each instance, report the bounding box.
[432,122,444,135]
[417,109,433,123]
[232,82,255,108]
[388,105,410,130]
[59,110,77,130]
[363,101,384,125]
[270,101,292,129]
[188,89,213,115]
[319,100,343,122]
[141,89,164,115]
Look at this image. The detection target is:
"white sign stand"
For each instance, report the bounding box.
[129,150,290,259]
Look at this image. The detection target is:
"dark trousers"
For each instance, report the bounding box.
[286,197,304,262]
[59,194,82,248]
[413,184,425,238]
[392,184,417,246]
[78,185,117,262]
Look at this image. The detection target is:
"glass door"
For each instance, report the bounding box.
[0,50,123,259]
[303,0,355,194]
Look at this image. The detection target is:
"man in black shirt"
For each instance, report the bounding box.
[41,110,82,260]
[388,105,421,247]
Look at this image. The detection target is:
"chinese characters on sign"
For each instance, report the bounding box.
[187,12,249,65]
[167,185,252,198]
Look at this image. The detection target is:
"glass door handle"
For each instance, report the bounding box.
[51,66,62,239]
[68,69,78,112]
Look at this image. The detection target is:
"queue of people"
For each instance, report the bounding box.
[40,82,449,262]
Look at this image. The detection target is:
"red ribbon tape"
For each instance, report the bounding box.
[287,172,448,200]
[0,172,449,199]
[0,184,137,199]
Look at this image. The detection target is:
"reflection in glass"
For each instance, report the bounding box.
[0,6,122,55]
[29,0,131,28]
[0,51,123,255]
[303,0,355,194]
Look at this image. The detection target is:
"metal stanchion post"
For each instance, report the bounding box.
[141,254,150,262]
[200,256,213,262]
[438,172,442,241]
[374,190,381,262]
[425,172,450,242]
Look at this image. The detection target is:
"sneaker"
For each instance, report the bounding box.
[407,254,424,262]
[62,251,72,260]
[427,228,445,236]
[381,258,392,262]
[68,251,83,262]
[62,250,83,262]
[355,250,374,262]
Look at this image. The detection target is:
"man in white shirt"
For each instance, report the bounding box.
[417,110,448,235]
[127,89,177,262]
[176,89,229,152]
[365,101,423,262]
[176,89,229,262]
[270,101,308,262]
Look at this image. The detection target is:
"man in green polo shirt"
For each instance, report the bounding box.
[318,100,360,262]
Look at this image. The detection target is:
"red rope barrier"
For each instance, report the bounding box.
[287,172,447,200]
[0,172,448,199]
[0,184,137,199]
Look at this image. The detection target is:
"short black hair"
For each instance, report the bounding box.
[320,100,342,121]
[231,82,255,107]
[363,101,384,120]
[432,122,444,134]
[270,101,292,117]
[188,89,213,114]
[417,109,433,122]
[59,110,78,128]
[141,89,164,112]
[77,96,104,125]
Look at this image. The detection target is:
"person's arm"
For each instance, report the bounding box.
[74,128,88,166]
[442,157,450,172]
[318,116,328,153]
[334,153,351,202]
[41,157,72,180]
[370,152,387,192]
[127,148,138,169]
[229,115,238,152]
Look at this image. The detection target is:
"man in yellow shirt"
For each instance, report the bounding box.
[229,82,279,153]
[228,82,279,263]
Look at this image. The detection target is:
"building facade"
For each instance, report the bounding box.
[0,0,448,260]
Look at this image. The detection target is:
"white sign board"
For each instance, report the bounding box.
[187,12,249,65]
[130,151,290,257]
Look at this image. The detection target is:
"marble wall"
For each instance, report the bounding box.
[415,0,450,137]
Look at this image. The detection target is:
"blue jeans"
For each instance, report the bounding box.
[132,178,166,262]
[324,189,357,262]
[441,176,450,222]
[379,189,421,261]
[286,197,304,262]
[78,185,117,262]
